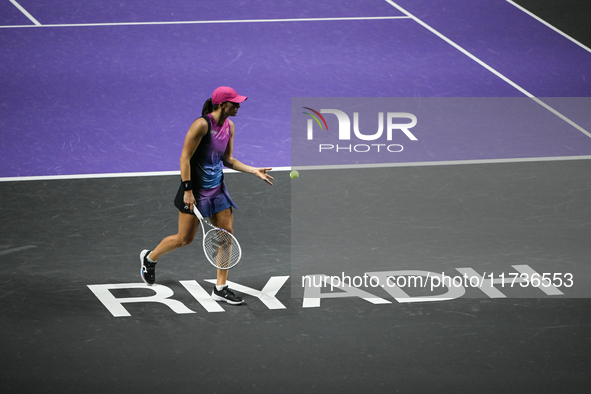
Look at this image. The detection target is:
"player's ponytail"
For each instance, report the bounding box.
[202,98,219,117]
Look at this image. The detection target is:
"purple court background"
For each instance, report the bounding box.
[1,0,590,178]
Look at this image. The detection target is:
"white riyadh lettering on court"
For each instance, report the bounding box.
[301,265,565,308]
[88,276,290,317]
[87,283,195,317]
[179,280,225,313]
[383,0,591,140]
[9,0,41,26]
[301,275,391,308]
[366,270,466,303]
[204,276,290,310]
[87,267,568,315]
[455,268,513,299]
[455,266,564,298]
[512,265,565,296]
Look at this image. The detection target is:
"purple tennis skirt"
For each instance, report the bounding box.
[174,181,237,217]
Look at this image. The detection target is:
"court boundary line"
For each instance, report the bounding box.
[382,0,532,98]
[506,0,591,54]
[9,0,41,26]
[0,15,410,29]
[0,167,290,182]
[293,155,591,172]
[2,157,591,182]
[383,0,591,140]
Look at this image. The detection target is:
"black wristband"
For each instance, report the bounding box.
[182,180,193,191]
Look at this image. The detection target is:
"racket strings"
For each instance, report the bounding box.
[203,229,240,269]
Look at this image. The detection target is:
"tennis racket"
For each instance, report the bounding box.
[192,205,242,270]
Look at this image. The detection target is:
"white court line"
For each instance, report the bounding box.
[0,15,410,29]
[383,0,534,98]
[530,97,591,139]
[383,0,591,140]
[0,167,292,182]
[9,0,41,26]
[2,158,591,182]
[293,155,591,172]
[506,0,591,54]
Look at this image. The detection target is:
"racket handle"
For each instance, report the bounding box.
[192,205,204,220]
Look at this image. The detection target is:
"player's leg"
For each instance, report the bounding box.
[140,212,199,285]
[150,212,200,260]
[210,207,234,284]
[209,208,243,304]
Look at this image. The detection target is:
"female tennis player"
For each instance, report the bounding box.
[140,86,273,305]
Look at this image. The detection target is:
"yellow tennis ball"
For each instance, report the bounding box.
[290,170,299,179]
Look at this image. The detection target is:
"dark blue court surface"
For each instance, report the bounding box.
[1,1,590,393]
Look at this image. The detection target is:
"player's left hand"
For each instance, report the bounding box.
[253,168,274,185]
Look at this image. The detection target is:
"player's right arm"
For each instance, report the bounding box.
[180,117,208,209]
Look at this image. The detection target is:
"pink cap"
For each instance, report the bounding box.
[211,86,248,105]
